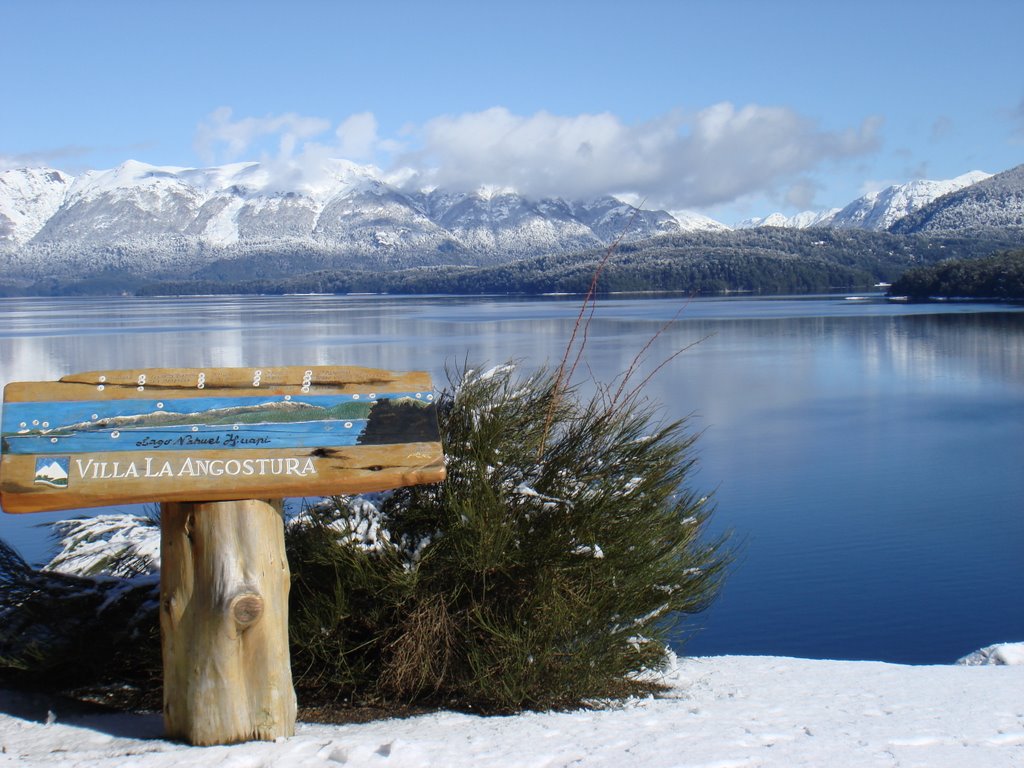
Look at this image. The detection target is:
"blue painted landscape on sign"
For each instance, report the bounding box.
[1,391,435,455]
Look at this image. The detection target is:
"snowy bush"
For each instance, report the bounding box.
[0,530,161,692]
[287,364,730,711]
[44,514,160,578]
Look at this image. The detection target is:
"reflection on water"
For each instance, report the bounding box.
[2,293,1023,663]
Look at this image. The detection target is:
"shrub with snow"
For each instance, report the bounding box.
[287,364,730,711]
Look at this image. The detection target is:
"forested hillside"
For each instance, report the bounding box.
[889,250,1024,299]
[6,227,1023,298]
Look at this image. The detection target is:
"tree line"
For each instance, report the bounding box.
[889,249,1024,299]
[5,228,1023,297]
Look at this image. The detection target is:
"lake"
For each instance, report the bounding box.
[1,292,1022,664]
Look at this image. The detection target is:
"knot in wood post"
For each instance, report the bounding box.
[229,592,264,629]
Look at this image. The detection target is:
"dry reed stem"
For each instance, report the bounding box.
[538,205,643,459]
[538,201,712,458]
[608,298,693,408]
[616,333,714,408]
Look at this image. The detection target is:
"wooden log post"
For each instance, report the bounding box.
[160,498,297,745]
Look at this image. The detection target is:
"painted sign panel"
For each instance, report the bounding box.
[0,366,446,514]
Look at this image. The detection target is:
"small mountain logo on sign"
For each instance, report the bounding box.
[34,457,70,488]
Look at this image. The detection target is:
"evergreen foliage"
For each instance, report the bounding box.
[16,228,1024,297]
[287,365,730,711]
[0,536,161,695]
[888,250,1024,299]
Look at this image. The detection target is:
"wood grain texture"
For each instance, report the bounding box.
[1,443,444,513]
[5,366,434,402]
[160,499,297,745]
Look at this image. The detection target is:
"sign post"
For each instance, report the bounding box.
[1,365,445,745]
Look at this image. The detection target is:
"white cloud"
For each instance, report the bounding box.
[191,104,883,209]
[193,107,332,164]
[398,105,881,209]
[784,177,822,210]
[334,112,380,161]
[0,144,146,173]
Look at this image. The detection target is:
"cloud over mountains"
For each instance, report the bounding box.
[193,105,882,211]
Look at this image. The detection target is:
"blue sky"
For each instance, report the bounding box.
[2,0,1022,224]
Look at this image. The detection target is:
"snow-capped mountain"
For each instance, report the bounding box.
[889,164,1024,234]
[3,158,1020,288]
[830,171,992,230]
[666,209,732,233]
[735,209,840,230]
[30,159,391,249]
[0,160,728,279]
[734,171,993,231]
[0,167,74,247]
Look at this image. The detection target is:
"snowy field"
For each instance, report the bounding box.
[2,647,1022,768]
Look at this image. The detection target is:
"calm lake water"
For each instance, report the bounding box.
[1,292,1022,664]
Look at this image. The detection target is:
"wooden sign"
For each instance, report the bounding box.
[1,365,446,514]
[2,364,448,746]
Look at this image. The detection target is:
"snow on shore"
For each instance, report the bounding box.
[2,651,1023,768]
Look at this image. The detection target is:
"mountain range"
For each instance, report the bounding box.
[889,164,1024,234]
[735,171,995,231]
[1,159,1022,288]
[0,160,712,277]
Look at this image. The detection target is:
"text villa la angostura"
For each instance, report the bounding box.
[74,455,317,480]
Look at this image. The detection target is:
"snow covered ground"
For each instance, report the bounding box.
[2,649,1022,768]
